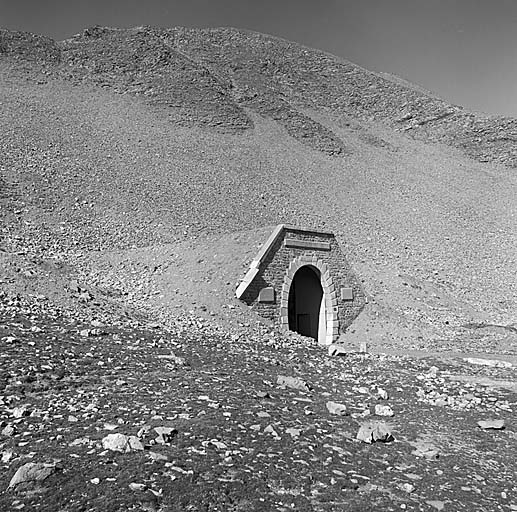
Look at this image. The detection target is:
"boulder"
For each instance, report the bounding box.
[9,462,58,489]
[477,419,505,430]
[374,404,394,417]
[356,421,394,444]
[326,401,348,416]
[277,375,312,391]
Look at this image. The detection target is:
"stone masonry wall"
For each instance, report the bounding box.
[240,227,365,338]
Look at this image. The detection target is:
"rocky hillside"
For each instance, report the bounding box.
[171,27,517,167]
[1,26,517,164]
[0,25,516,354]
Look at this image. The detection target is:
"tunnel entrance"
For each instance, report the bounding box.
[236,225,364,345]
[288,265,326,342]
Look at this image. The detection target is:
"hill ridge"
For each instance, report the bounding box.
[167,26,517,166]
[1,25,516,165]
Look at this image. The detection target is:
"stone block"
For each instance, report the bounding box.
[258,287,275,303]
[284,238,331,251]
[341,287,354,300]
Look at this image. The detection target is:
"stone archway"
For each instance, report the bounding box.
[279,255,339,345]
[288,266,323,341]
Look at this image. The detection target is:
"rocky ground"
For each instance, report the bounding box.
[1,294,517,511]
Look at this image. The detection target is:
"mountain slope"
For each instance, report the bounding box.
[0,26,516,353]
[169,26,517,167]
[2,26,517,164]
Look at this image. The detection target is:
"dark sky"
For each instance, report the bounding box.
[2,0,517,116]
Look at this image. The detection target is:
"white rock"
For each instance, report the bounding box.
[102,433,131,452]
[148,451,168,462]
[477,419,505,430]
[377,388,389,400]
[327,344,348,357]
[263,424,280,438]
[399,483,415,493]
[1,450,14,463]
[356,421,394,444]
[202,440,227,450]
[277,375,312,392]
[127,436,145,451]
[11,406,31,419]
[1,425,16,437]
[129,482,147,491]
[374,404,394,417]
[326,401,348,416]
[137,425,151,438]
[286,427,301,438]
[70,437,90,447]
[427,366,439,377]
[9,462,57,488]
[154,426,177,444]
[426,500,446,510]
